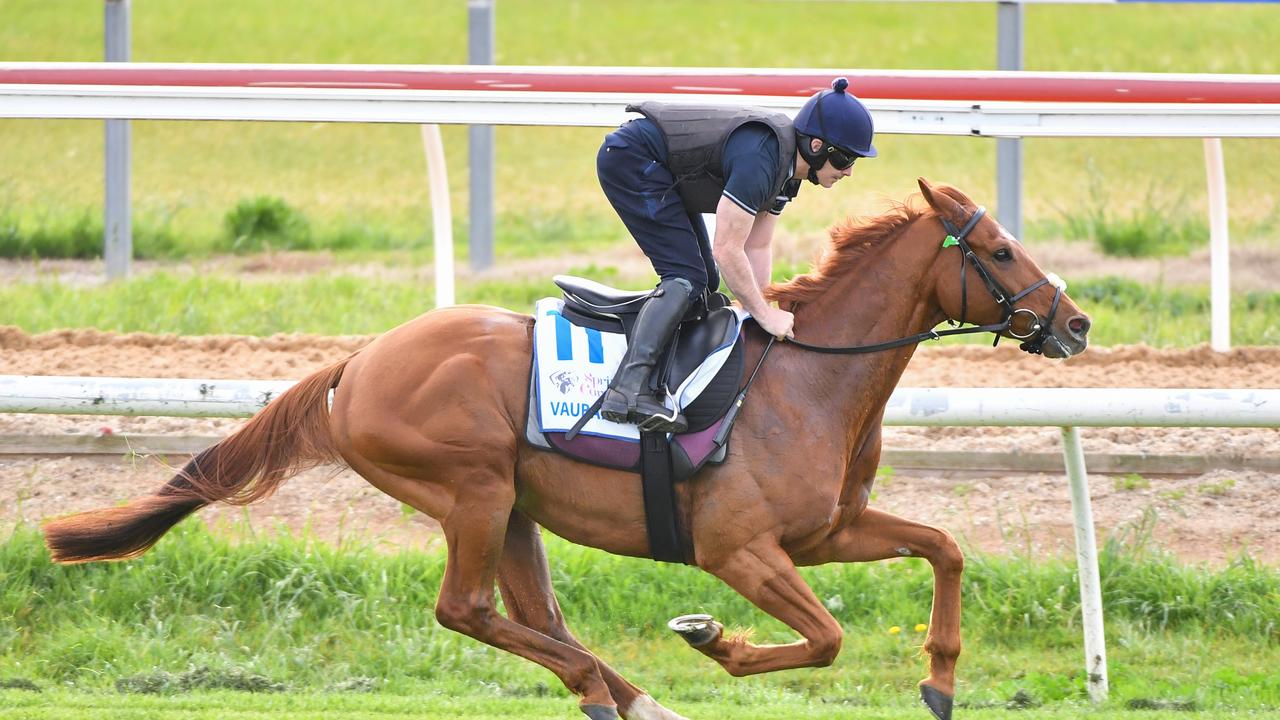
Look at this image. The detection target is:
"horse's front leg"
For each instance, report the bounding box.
[677,536,845,676]
[793,507,965,720]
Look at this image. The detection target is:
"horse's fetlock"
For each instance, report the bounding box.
[923,635,961,662]
[562,654,604,696]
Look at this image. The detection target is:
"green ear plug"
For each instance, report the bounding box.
[942,235,959,248]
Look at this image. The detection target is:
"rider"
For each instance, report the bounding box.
[595,77,877,432]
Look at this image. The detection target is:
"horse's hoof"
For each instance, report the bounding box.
[580,703,620,720]
[668,613,722,648]
[920,684,954,720]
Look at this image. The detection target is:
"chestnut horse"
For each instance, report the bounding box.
[44,179,1090,720]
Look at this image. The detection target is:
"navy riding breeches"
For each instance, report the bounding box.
[596,129,718,297]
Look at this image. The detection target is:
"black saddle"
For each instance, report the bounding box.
[554,275,723,327]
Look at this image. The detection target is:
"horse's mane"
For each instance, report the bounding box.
[765,196,931,307]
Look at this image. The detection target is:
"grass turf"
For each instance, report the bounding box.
[0,690,1275,720]
[0,270,1276,347]
[1,523,1276,715]
[2,0,1280,260]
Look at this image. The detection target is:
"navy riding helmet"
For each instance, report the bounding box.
[793,77,876,181]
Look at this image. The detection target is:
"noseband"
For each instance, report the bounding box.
[939,207,1063,354]
[780,206,1063,357]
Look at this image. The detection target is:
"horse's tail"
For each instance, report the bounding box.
[42,358,351,564]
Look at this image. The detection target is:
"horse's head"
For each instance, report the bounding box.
[917,177,1090,358]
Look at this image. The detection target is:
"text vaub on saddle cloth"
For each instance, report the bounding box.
[534,297,636,440]
[533,297,746,442]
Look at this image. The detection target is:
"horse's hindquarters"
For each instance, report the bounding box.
[328,306,533,521]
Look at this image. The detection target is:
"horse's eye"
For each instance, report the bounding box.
[993,248,1013,262]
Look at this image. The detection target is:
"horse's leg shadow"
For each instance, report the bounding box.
[498,510,689,720]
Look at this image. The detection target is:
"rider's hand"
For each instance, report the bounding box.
[757,307,795,341]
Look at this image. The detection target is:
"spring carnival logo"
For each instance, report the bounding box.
[546,370,610,418]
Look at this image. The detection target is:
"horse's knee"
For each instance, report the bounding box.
[810,625,843,667]
[435,594,494,637]
[929,527,964,576]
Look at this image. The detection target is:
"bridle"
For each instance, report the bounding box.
[939,206,1064,354]
[779,206,1065,356]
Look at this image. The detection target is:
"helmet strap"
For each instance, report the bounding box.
[795,133,827,185]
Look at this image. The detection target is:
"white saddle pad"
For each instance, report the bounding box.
[533,297,747,441]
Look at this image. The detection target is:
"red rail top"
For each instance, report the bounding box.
[3,64,1280,104]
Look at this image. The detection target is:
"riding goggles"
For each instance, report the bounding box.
[825,146,859,171]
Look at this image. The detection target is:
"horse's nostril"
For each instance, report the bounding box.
[1068,315,1091,337]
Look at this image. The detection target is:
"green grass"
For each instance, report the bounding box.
[0,522,1276,716]
[1,271,1276,346]
[2,0,1280,260]
[1039,161,1213,258]
[1069,277,1280,347]
[2,691,1273,720]
[0,272,546,336]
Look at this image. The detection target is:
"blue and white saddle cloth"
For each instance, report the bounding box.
[533,297,748,441]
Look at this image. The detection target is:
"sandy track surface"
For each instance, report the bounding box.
[2,326,1277,564]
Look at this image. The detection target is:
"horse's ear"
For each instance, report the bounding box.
[917,177,966,225]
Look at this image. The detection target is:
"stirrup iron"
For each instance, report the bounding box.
[636,391,684,433]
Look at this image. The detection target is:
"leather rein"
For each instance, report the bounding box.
[779,206,1064,356]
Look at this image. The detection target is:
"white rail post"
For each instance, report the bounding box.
[1204,137,1231,352]
[1060,426,1109,703]
[420,124,455,307]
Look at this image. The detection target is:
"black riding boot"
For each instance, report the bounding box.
[600,277,695,433]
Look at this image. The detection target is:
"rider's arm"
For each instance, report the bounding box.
[714,125,795,338]
[744,210,778,290]
[711,197,772,318]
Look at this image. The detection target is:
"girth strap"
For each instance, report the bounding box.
[639,430,691,564]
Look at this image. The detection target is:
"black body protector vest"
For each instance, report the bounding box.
[627,102,797,214]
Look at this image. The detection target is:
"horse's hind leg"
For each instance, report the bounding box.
[430,477,619,720]
[498,510,688,720]
[793,507,964,720]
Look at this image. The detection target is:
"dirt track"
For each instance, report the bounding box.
[2,326,1277,564]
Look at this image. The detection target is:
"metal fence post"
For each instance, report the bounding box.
[1060,426,1109,703]
[997,1,1023,241]
[468,0,495,271]
[104,0,131,279]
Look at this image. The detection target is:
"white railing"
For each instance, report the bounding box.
[4,63,1280,136]
[4,63,1277,348]
[3,373,1278,701]
[4,376,1275,425]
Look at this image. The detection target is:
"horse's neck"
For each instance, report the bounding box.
[786,223,941,437]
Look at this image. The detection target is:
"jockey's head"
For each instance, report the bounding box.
[793,77,877,188]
